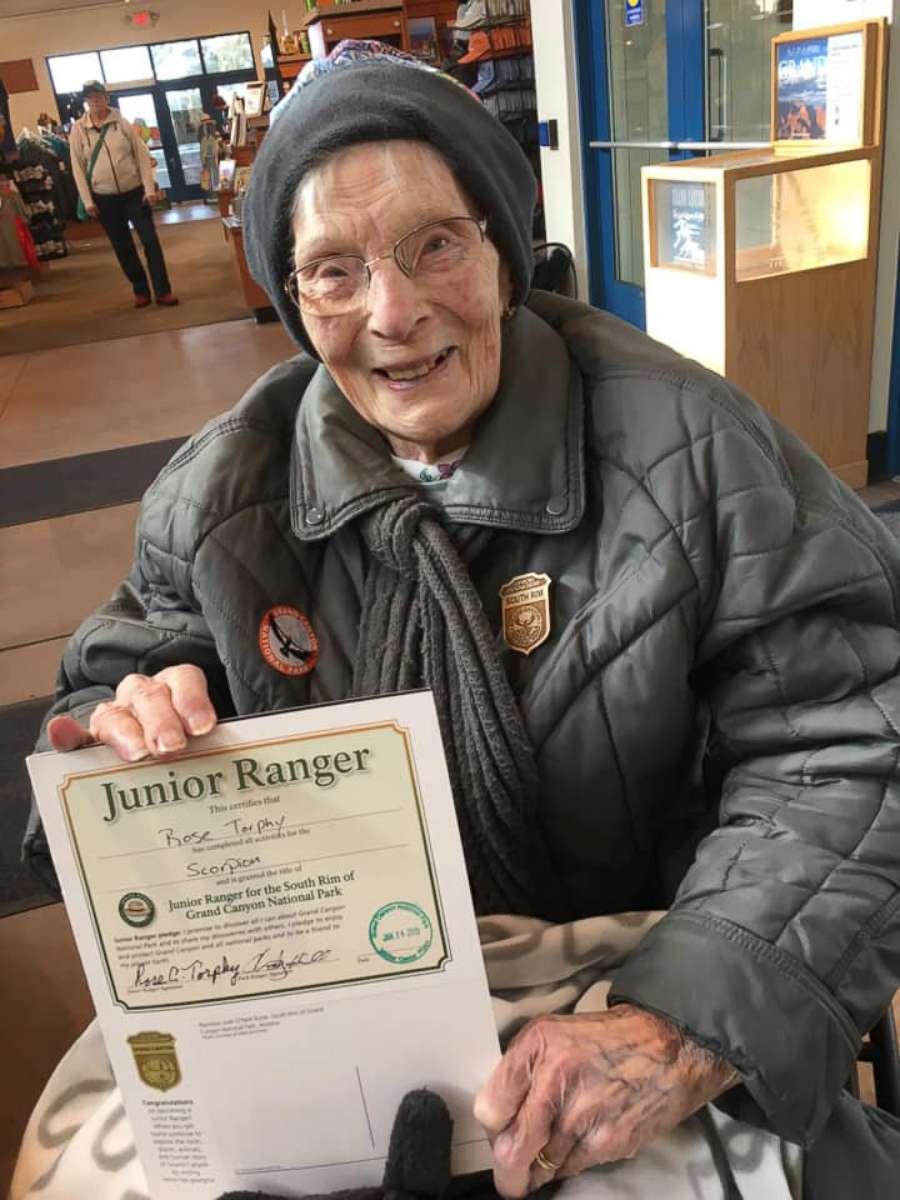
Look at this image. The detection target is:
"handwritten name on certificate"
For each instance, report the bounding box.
[29,692,499,1199]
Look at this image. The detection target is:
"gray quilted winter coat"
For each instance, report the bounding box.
[26,292,900,1163]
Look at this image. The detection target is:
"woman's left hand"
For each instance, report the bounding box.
[473,1004,739,1198]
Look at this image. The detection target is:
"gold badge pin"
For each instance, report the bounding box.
[499,573,552,656]
[128,1031,182,1093]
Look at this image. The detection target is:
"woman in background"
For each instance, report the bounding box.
[70,80,178,308]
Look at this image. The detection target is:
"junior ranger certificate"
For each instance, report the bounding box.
[28,691,499,1198]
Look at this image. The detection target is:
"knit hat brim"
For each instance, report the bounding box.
[243,62,535,357]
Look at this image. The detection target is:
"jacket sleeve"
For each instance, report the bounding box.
[608,383,900,1146]
[23,531,231,893]
[68,123,92,210]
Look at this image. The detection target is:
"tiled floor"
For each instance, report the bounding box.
[157,201,220,226]
[2,317,293,469]
[0,319,294,701]
[0,313,295,1194]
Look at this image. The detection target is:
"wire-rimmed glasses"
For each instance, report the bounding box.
[284,216,488,317]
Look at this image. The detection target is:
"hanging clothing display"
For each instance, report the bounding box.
[0,187,37,269]
[451,3,541,238]
[40,129,79,221]
[14,131,68,260]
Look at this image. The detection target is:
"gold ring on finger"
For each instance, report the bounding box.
[535,1148,560,1174]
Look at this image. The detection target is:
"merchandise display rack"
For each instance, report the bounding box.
[13,165,67,261]
[454,0,541,237]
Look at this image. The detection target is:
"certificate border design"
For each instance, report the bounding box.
[58,720,452,1012]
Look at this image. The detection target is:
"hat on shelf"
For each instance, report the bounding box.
[457,21,533,64]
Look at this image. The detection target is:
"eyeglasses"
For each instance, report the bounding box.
[285,216,488,318]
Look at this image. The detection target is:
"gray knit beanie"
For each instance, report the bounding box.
[243,58,536,357]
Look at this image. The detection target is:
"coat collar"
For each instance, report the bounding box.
[78,108,121,130]
[290,304,585,541]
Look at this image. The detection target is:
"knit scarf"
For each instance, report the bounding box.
[352,495,569,920]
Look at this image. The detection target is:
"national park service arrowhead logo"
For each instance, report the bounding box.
[128,1031,181,1093]
[499,573,551,656]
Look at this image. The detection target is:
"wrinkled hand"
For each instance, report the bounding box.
[47,665,218,762]
[474,1004,739,1198]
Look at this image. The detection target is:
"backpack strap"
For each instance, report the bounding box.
[85,122,112,189]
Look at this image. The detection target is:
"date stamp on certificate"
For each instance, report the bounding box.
[369,901,434,964]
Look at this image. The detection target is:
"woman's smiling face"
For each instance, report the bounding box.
[291,140,510,462]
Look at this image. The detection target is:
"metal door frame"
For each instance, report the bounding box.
[111,83,193,201]
[573,1,719,327]
[886,243,900,476]
[113,68,254,202]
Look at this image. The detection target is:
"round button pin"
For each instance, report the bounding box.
[545,496,566,516]
[306,506,323,525]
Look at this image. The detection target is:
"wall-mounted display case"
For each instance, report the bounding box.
[642,18,888,487]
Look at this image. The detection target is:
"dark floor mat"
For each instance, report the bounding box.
[0,696,55,918]
[0,437,184,527]
[0,218,248,356]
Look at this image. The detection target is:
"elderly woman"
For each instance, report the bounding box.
[24,44,900,1200]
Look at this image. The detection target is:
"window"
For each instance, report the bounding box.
[47,51,102,95]
[214,81,253,114]
[151,39,202,81]
[200,33,254,74]
[100,45,153,85]
[48,31,256,105]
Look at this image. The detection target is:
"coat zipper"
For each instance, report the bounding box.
[88,121,121,194]
[103,124,121,193]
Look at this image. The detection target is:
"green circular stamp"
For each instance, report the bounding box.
[119,892,155,928]
[369,901,433,964]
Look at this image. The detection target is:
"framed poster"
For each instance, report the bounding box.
[408,16,438,60]
[775,30,864,143]
[652,180,717,275]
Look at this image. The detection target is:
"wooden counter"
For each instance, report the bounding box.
[222,216,275,322]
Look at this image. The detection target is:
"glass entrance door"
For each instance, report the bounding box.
[706,1,794,142]
[115,91,171,193]
[577,0,795,327]
[163,86,204,196]
[114,71,255,203]
[113,83,197,201]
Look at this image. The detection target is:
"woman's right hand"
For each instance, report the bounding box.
[47,665,218,762]
[86,203,99,217]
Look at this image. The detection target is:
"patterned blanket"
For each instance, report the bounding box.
[10,913,801,1199]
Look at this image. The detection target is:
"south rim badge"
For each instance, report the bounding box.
[259,605,319,676]
[499,573,551,656]
[128,1032,181,1093]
